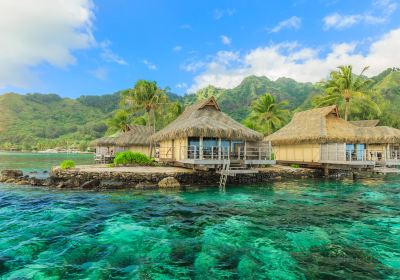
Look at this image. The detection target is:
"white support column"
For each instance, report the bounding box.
[218,138,222,160]
[199,137,203,160]
[336,143,338,161]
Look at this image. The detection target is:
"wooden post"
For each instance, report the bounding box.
[244,141,247,161]
[324,165,329,177]
[269,141,272,160]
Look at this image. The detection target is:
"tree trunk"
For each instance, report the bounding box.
[345,98,350,121]
[147,110,153,157]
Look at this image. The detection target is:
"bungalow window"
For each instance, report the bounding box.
[203,138,218,158]
[188,137,200,159]
[346,144,355,161]
[231,140,245,159]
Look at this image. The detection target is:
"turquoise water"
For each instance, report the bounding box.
[0,154,400,279]
[0,152,93,176]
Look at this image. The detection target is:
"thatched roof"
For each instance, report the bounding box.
[151,96,263,142]
[350,120,380,127]
[91,125,153,147]
[264,105,400,144]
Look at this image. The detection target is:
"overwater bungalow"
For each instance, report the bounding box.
[151,96,275,168]
[91,124,153,163]
[264,105,400,170]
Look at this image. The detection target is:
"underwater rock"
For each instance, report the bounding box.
[81,179,100,189]
[1,169,23,178]
[158,177,181,188]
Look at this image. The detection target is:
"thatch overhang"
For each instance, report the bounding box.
[151,96,263,142]
[350,120,380,127]
[91,125,153,147]
[264,105,400,145]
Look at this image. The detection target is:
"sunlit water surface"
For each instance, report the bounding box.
[0,153,399,279]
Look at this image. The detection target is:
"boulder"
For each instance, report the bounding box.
[158,177,180,188]
[16,180,30,185]
[1,169,23,178]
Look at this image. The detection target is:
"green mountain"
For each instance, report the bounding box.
[183,75,320,121]
[0,92,120,150]
[0,69,399,150]
[370,68,400,127]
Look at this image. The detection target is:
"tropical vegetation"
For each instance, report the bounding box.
[113,151,153,166]
[0,67,399,151]
[313,65,381,121]
[243,93,290,135]
[60,160,75,170]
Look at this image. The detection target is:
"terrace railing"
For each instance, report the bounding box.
[157,143,273,162]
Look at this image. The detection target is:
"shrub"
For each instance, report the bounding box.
[60,160,75,170]
[113,151,152,166]
[290,164,300,168]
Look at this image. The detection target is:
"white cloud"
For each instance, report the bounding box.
[143,59,157,70]
[100,40,127,65]
[213,8,236,20]
[176,83,188,89]
[189,28,400,92]
[220,35,232,45]
[91,67,108,80]
[269,16,302,33]
[0,0,95,88]
[181,60,207,72]
[180,24,192,30]
[323,0,397,30]
[173,45,183,52]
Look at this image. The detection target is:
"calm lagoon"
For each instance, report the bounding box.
[0,152,399,279]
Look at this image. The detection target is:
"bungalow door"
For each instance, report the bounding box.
[231,141,244,160]
[356,144,366,161]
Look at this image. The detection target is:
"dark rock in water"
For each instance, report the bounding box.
[43,177,58,187]
[99,180,126,189]
[43,170,48,173]
[81,179,100,189]
[1,169,23,178]
[0,256,11,274]
[135,182,158,190]
[28,177,45,186]
[30,171,38,174]
[63,178,81,188]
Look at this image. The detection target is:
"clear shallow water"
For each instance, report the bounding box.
[0,152,93,176]
[0,155,400,279]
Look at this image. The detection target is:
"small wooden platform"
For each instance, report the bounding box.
[373,167,400,174]
[216,169,259,176]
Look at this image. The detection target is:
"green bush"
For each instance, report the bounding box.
[60,160,75,170]
[113,151,152,166]
[290,164,300,168]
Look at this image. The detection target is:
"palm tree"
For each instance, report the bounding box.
[122,80,167,156]
[244,93,290,135]
[107,110,130,133]
[314,65,378,120]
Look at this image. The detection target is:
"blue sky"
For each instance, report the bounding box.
[0,0,399,98]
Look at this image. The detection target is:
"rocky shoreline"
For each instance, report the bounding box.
[0,165,325,190]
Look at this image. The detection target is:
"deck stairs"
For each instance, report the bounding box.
[218,160,259,189]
